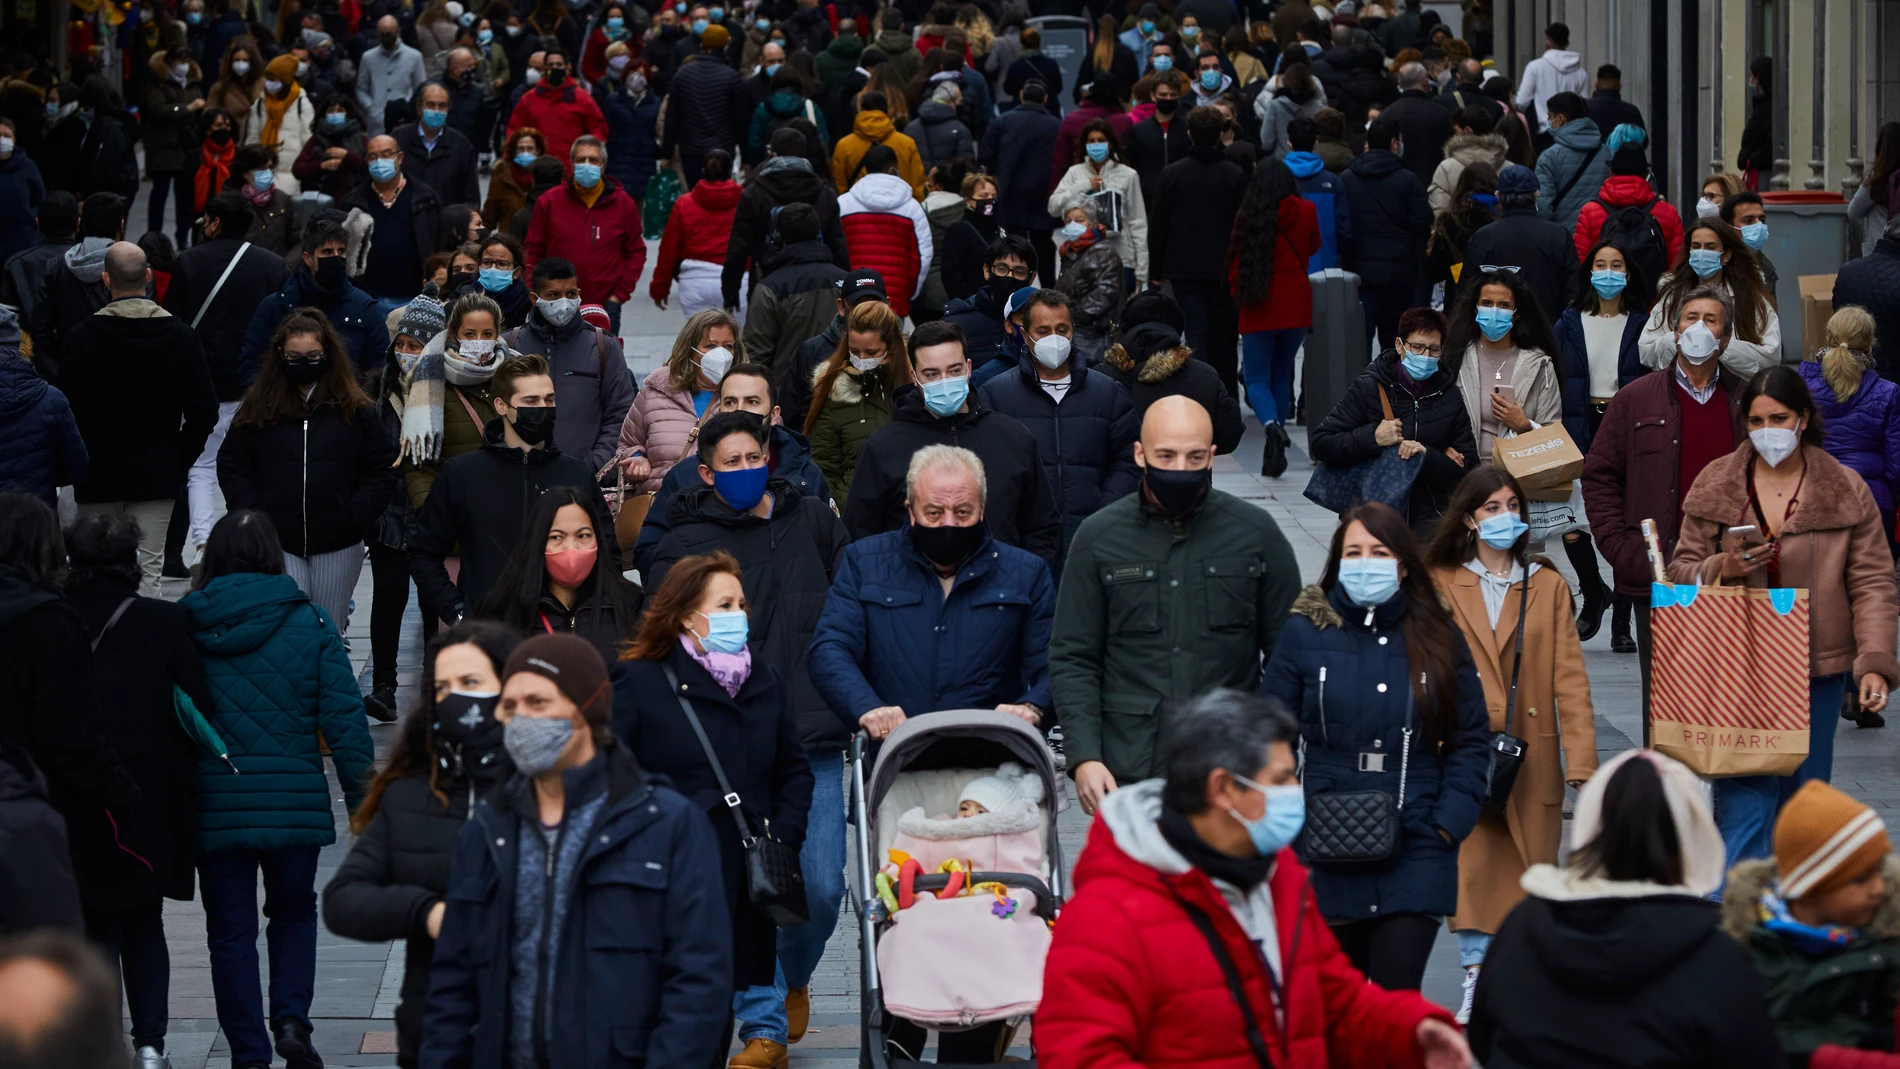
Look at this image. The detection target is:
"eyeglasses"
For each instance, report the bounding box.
[365,149,400,161]
[1401,341,1444,356]
[1477,264,1522,274]
[479,258,515,270]
[989,264,1033,281]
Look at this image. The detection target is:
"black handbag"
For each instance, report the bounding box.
[1301,668,1413,866]
[662,666,810,927]
[1485,575,1531,811]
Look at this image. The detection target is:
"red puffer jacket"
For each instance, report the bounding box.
[1037,782,1454,1069]
[524,177,647,305]
[1572,174,1687,264]
[651,178,743,301]
[506,81,609,165]
[838,171,931,316]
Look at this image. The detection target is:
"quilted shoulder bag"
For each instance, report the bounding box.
[1303,383,1425,515]
[1485,575,1531,810]
[1300,668,1415,866]
[662,666,810,927]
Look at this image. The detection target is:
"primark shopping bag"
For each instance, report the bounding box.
[1649,582,1810,777]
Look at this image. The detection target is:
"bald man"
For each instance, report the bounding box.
[356,13,426,134]
[1050,395,1302,812]
[59,240,217,595]
[0,932,125,1069]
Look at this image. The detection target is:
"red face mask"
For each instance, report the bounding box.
[544,545,597,587]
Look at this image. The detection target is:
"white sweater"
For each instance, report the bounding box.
[1047,159,1150,285]
[244,89,319,195]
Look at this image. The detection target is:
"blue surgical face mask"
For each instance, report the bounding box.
[368,157,398,181]
[251,168,274,191]
[1199,69,1220,91]
[478,266,514,292]
[421,107,448,129]
[712,462,770,510]
[765,62,781,77]
[920,374,970,417]
[477,27,493,44]
[1337,557,1401,607]
[1139,18,1155,33]
[324,110,347,127]
[605,15,624,29]
[1059,220,1086,240]
[755,17,770,31]
[186,10,202,22]
[692,17,708,34]
[696,610,749,654]
[45,101,57,117]
[1227,773,1305,856]
[709,6,724,20]
[1151,55,1172,72]
[1687,247,1723,279]
[572,161,602,187]
[513,151,537,168]
[1476,511,1529,550]
[1180,24,1199,37]
[1740,221,1769,249]
[1085,141,1109,163]
[1400,349,1438,381]
[1590,268,1627,300]
[1475,305,1515,342]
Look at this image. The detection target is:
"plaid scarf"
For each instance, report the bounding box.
[398,333,514,462]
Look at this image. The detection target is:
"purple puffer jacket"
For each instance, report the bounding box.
[1799,359,1900,517]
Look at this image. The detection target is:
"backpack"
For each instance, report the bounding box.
[1592,195,1669,292]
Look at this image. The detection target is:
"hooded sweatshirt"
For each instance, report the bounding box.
[1515,48,1589,130]
[830,109,926,197]
[1285,151,1349,271]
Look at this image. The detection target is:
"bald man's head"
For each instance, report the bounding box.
[1137,395,1214,472]
[102,240,148,297]
[0,932,126,1069]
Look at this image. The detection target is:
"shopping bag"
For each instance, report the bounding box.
[1649,582,1811,777]
[1525,482,1588,540]
[1302,383,1423,514]
[1493,424,1585,501]
[643,169,682,240]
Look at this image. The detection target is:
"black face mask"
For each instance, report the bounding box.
[973,198,996,217]
[1144,465,1211,517]
[380,32,398,48]
[209,127,233,144]
[433,691,507,777]
[909,519,987,568]
[449,270,477,291]
[314,255,348,289]
[283,357,326,385]
[1154,96,1178,116]
[510,405,556,445]
[545,67,567,85]
[987,274,1017,305]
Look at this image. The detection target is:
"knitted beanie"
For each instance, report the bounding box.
[396,290,448,344]
[958,761,1044,814]
[1774,780,1891,900]
[504,634,612,727]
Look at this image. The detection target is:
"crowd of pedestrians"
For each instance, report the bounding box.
[4,2,1900,1069]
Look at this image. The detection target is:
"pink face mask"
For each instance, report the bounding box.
[544,546,596,587]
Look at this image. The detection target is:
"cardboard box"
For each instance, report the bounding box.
[1800,274,1836,359]
[1494,424,1585,501]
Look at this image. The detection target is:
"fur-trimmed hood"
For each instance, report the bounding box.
[1102,340,1196,385]
[1290,583,1341,629]
[815,362,884,405]
[1681,443,1875,534]
[1719,854,1900,941]
[894,801,1040,841]
[1444,131,1508,167]
[148,51,204,82]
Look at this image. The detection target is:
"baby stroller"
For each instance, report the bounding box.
[850,709,1067,1068]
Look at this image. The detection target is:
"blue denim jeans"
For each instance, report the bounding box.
[198,845,321,1067]
[1455,929,1493,968]
[1240,327,1307,426]
[733,749,847,1043]
[1713,672,1846,869]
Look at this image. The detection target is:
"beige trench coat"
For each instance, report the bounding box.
[1432,563,1600,934]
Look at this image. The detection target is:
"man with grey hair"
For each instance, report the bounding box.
[523,133,642,331]
[1038,689,1473,1067]
[1583,284,1748,735]
[1831,210,1900,382]
[342,133,446,299]
[1052,395,1299,814]
[810,441,1056,741]
[58,241,218,595]
[1381,59,1453,185]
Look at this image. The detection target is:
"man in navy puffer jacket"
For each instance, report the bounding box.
[0,309,87,504]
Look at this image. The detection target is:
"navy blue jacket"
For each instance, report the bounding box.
[977,101,1060,233]
[807,528,1055,722]
[0,150,45,264]
[631,424,831,575]
[0,355,87,504]
[418,745,731,1069]
[1552,305,1647,452]
[597,82,661,193]
[942,285,1013,378]
[239,268,391,389]
[978,355,1140,561]
[1258,584,1492,922]
[1836,238,1900,385]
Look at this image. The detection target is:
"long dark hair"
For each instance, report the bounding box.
[1424,466,1531,569]
[475,486,645,636]
[1570,756,1684,885]
[351,620,521,832]
[1573,238,1657,316]
[1658,220,1773,345]
[1318,503,1466,749]
[234,308,373,428]
[194,510,285,590]
[1740,365,1826,447]
[1232,157,1300,306]
[1444,268,1563,380]
[0,492,65,590]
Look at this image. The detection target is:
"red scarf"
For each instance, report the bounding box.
[195,138,235,212]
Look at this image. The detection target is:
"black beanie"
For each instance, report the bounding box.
[504,633,612,726]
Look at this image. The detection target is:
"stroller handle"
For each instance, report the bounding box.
[905,872,1060,924]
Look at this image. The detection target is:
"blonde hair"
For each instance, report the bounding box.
[666,309,744,391]
[1812,305,1877,401]
[1702,172,1742,202]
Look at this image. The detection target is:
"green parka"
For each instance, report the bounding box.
[806,363,894,497]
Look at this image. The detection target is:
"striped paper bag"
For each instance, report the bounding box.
[1649,583,1810,777]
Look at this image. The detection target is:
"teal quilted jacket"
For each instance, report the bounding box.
[181,572,374,853]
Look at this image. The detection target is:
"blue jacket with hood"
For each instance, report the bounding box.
[0,312,87,504]
[1286,150,1351,272]
[1535,117,1612,229]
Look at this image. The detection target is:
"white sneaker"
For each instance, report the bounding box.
[135,1046,172,1069]
[1456,966,1479,1025]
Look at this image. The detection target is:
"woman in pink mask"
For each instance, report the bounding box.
[476,485,644,663]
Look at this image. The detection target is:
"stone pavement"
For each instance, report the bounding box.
[119,200,1896,1065]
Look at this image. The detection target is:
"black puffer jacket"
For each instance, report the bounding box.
[661,52,749,160]
[742,240,852,376]
[217,391,400,557]
[905,100,975,170]
[842,385,1063,562]
[1054,238,1124,334]
[1339,149,1434,291]
[1309,350,1476,538]
[1099,324,1245,455]
[528,580,644,668]
[649,479,848,749]
[323,752,510,1068]
[1460,207,1579,325]
[979,356,1140,561]
[1150,146,1248,282]
[777,314,844,434]
[0,741,83,936]
[724,157,850,310]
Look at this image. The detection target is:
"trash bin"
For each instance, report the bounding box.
[1302,269,1369,427]
[1759,191,1850,364]
[1027,15,1090,115]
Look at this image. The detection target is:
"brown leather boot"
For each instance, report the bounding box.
[728,1039,788,1069]
[786,986,810,1043]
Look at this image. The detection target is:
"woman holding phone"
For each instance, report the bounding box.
[1668,365,1899,866]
